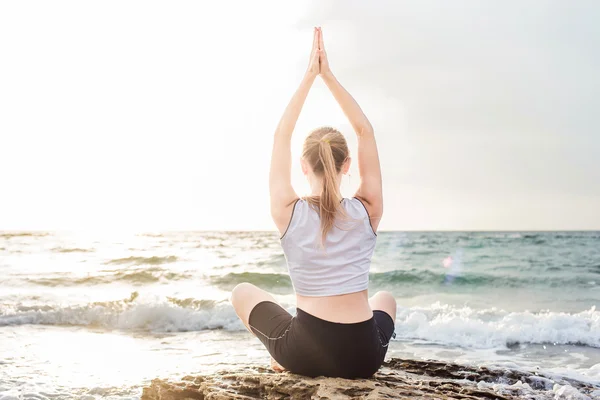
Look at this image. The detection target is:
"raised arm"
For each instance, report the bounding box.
[269,28,320,235]
[317,28,383,230]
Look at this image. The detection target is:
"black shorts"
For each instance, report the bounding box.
[248,301,395,378]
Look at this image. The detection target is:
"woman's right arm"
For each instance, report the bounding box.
[318,29,383,230]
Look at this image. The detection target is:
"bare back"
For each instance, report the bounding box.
[297,290,373,323]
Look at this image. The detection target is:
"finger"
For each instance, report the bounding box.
[316,27,321,50]
[313,46,320,62]
[318,27,324,50]
[312,27,319,51]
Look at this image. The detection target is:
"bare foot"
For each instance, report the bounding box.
[270,357,286,372]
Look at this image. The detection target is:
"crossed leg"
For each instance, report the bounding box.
[230,282,286,372]
[369,290,397,322]
[231,284,397,372]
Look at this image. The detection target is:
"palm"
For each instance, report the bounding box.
[307,28,320,76]
[317,28,331,75]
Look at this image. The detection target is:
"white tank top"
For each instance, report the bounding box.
[280,197,377,297]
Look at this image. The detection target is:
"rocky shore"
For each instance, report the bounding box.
[142,358,599,399]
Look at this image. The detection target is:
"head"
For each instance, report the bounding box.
[300,127,351,244]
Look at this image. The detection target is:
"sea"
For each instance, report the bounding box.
[1,230,599,399]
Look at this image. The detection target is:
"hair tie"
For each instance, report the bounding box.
[320,138,330,144]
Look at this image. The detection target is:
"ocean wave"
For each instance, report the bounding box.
[208,271,449,291]
[27,269,191,286]
[137,233,164,238]
[210,272,293,294]
[0,232,49,238]
[378,269,523,287]
[0,292,243,332]
[207,270,597,293]
[51,247,95,253]
[105,256,179,266]
[255,254,286,267]
[1,296,598,350]
[552,232,600,239]
[395,303,600,349]
[372,269,597,289]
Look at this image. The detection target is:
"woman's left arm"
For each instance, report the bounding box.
[270,28,320,235]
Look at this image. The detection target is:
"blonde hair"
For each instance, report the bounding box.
[302,127,350,245]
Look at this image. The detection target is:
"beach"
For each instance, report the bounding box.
[1,231,599,399]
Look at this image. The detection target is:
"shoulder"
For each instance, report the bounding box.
[272,198,302,238]
[348,196,380,235]
[345,197,371,214]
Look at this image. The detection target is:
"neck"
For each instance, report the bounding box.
[309,175,343,197]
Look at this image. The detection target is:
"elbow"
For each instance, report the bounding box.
[357,125,374,138]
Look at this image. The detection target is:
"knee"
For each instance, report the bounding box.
[372,290,397,316]
[374,290,396,304]
[230,282,256,306]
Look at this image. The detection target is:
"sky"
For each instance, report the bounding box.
[1,0,599,231]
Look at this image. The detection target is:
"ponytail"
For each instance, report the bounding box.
[302,127,350,247]
[316,137,345,245]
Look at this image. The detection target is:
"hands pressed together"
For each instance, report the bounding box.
[270,24,379,237]
[306,27,331,79]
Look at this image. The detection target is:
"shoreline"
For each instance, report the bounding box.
[141,357,599,399]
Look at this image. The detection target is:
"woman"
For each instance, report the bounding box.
[230,27,396,379]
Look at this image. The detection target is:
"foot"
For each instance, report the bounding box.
[270,357,286,373]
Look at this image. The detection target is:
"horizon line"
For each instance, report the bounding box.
[1,229,599,233]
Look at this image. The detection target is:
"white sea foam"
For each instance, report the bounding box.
[395,303,600,349]
[476,380,593,400]
[2,299,599,351]
[0,298,246,332]
[552,384,593,400]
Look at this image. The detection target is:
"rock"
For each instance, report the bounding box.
[141,358,599,400]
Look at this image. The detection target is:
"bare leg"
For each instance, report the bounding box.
[369,291,397,322]
[230,282,287,372]
[230,282,279,331]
